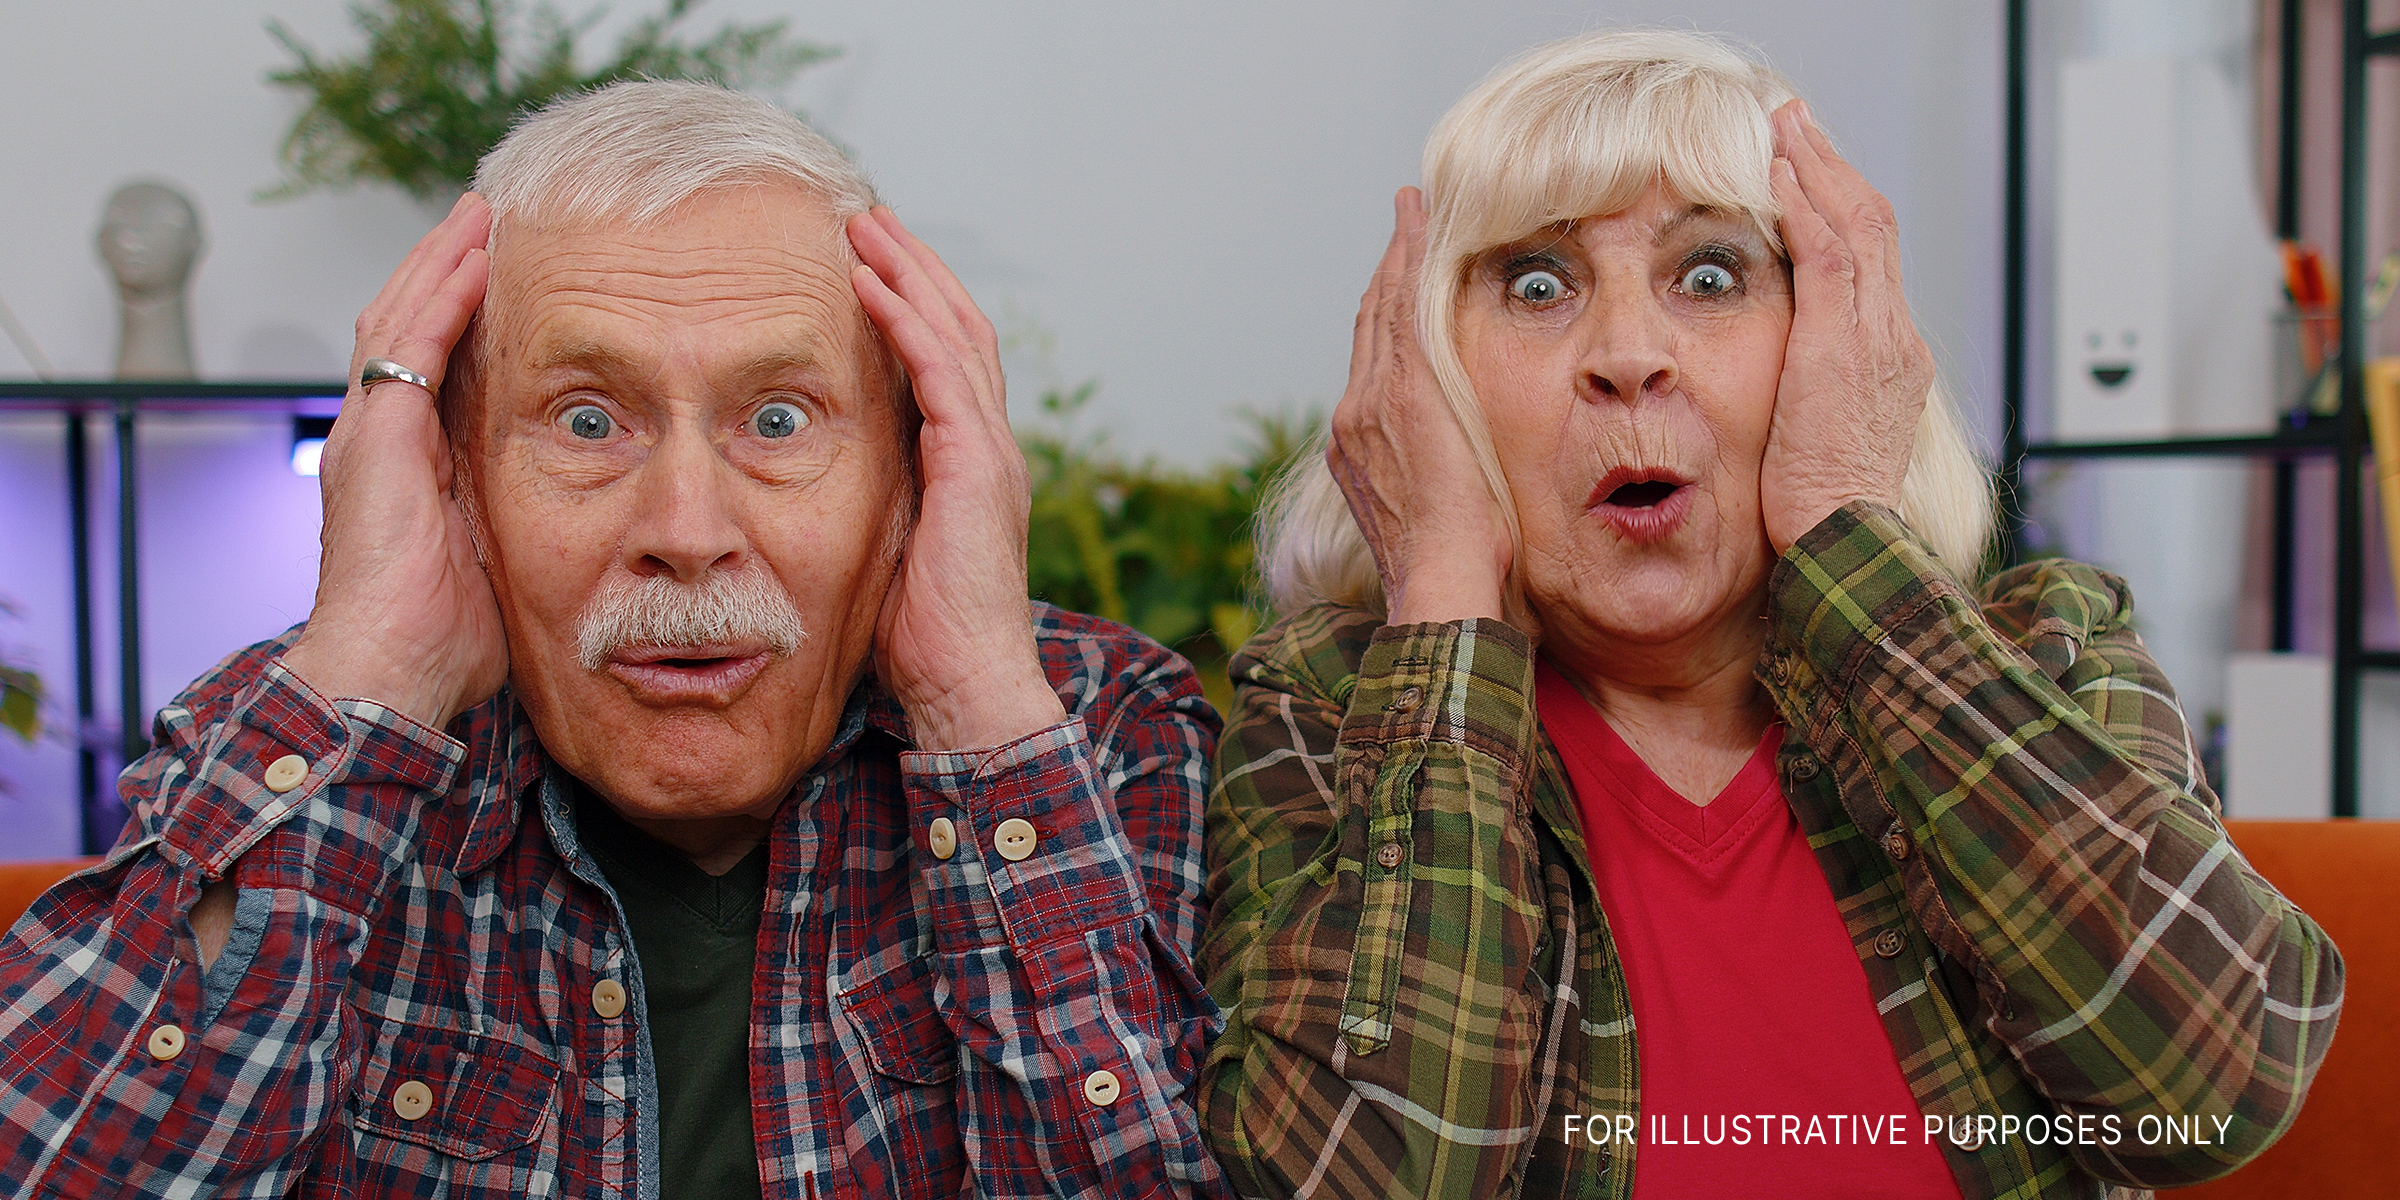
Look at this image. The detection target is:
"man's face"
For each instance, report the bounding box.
[466,184,908,824]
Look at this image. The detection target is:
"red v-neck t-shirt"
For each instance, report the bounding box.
[1534,662,1961,1200]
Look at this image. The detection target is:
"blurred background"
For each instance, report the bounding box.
[1,0,2393,860]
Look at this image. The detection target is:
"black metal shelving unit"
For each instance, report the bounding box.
[1996,0,2397,817]
[0,380,347,851]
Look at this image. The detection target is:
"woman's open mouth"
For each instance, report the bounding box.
[1586,469,1694,544]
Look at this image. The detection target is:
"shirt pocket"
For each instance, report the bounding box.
[838,951,959,1086]
[351,1017,563,1163]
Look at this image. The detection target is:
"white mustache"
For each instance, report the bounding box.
[575,569,809,670]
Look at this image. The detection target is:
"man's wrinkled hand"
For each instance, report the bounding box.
[848,207,1067,752]
[280,194,507,731]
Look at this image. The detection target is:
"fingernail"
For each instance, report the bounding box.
[1797,100,1818,129]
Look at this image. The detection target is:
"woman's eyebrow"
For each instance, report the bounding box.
[1653,204,1755,246]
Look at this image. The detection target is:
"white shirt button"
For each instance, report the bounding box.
[927,816,958,860]
[145,1023,185,1061]
[1082,1069,1122,1107]
[262,754,309,793]
[591,978,627,1019]
[994,818,1038,862]
[391,1079,434,1121]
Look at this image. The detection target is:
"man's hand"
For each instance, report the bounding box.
[1326,187,1512,626]
[847,207,1068,753]
[1759,99,1935,552]
[280,194,507,731]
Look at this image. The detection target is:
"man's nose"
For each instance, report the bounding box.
[622,424,747,583]
[1575,289,1677,404]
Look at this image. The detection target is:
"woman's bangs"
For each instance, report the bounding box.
[1444,70,1784,257]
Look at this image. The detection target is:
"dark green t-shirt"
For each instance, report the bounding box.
[573,787,768,1200]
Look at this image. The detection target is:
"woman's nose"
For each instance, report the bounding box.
[1575,291,1676,404]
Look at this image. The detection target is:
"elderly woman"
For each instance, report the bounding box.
[1198,29,2339,1200]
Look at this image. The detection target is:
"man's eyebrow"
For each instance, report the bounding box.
[523,342,827,379]
[727,349,826,380]
[525,338,642,375]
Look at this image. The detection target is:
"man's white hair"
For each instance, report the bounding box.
[473,78,877,227]
[442,79,896,440]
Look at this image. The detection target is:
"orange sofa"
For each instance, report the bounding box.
[0,857,94,933]
[2179,819,2399,1198]
[0,822,2386,1193]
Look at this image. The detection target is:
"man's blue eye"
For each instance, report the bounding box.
[753,402,806,439]
[1509,269,1565,303]
[1681,262,1736,297]
[565,406,613,439]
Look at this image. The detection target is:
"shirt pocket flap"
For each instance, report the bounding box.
[352,1018,562,1162]
[838,952,959,1085]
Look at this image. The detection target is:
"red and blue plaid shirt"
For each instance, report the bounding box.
[0,602,1230,1200]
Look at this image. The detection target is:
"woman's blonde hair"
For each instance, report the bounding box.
[1259,28,1993,616]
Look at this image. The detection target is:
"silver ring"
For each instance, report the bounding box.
[359,356,434,395]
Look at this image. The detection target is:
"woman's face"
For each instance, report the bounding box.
[1457,181,1792,662]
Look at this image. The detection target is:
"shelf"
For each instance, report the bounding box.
[2004,0,2386,815]
[2021,428,2340,459]
[0,380,347,412]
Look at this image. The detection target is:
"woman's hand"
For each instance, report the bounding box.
[1759,99,1936,552]
[281,193,507,730]
[847,206,1069,752]
[1328,187,1512,625]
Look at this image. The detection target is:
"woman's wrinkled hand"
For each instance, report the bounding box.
[1328,187,1513,625]
[1760,98,1935,553]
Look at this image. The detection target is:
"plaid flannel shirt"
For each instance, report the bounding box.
[0,602,1231,1200]
[1200,502,2342,1200]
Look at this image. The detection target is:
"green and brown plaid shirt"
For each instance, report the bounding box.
[1199,503,2341,1200]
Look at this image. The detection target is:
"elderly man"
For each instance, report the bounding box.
[0,82,1225,1200]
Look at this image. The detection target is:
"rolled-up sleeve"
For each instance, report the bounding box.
[1765,501,2343,1187]
[904,645,1228,1200]
[0,636,460,1199]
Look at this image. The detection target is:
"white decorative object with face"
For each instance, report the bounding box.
[2052,56,2281,438]
[2053,58,2173,440]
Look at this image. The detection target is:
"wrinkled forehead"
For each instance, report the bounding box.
[484,186,865,347]
[449,183,903,439]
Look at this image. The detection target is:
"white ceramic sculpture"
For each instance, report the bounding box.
[97,182,203,380]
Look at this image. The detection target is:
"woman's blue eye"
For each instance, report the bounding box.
[752,402,806,439]
[1681,262,1737,298]
[565,406,613,439]
[1509,269,1565,304]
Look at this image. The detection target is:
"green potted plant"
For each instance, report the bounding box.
[0,598,41,747]
[1019,385,1313,713]
[264,0,836,200]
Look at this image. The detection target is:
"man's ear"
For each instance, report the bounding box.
[439,312,483,448]
[441,314,493,565]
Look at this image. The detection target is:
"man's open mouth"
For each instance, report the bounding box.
[603,643,773,705]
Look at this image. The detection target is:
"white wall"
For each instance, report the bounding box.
[0,1,2005,858]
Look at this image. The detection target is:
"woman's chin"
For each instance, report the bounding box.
[1536,557,1771,652]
